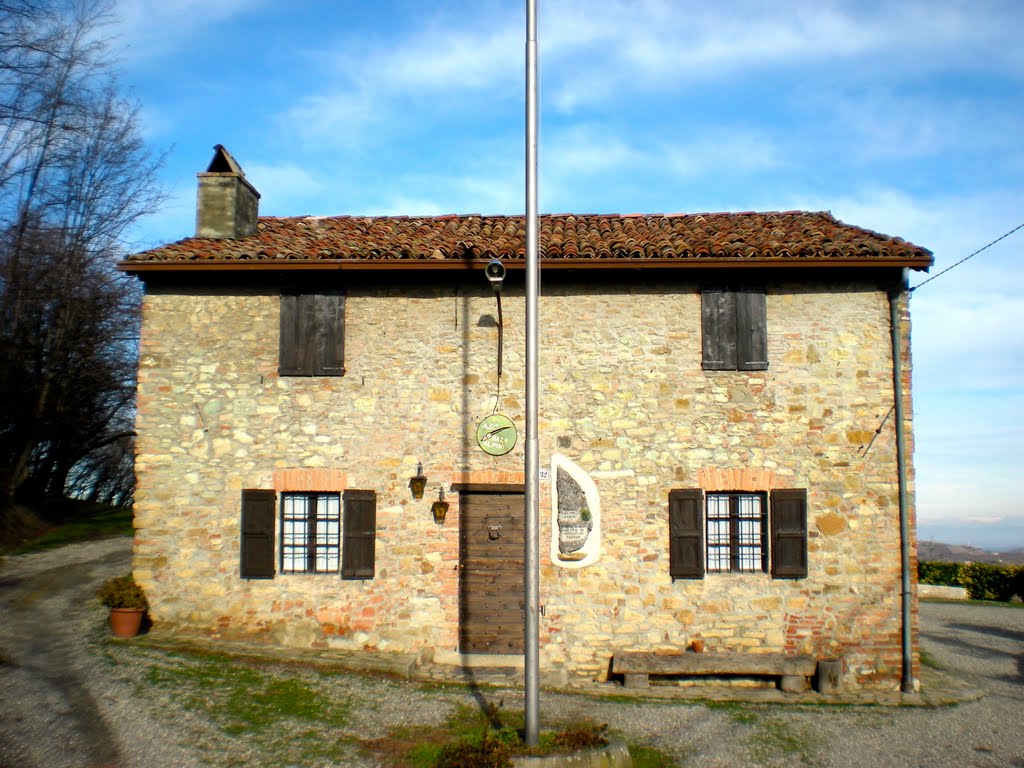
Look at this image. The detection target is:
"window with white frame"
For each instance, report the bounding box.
[280,492,341,573]
[705,492,767,573]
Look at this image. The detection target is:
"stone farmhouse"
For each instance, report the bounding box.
[119,146,933,691]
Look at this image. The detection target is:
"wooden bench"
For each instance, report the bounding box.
[612,651,818,693]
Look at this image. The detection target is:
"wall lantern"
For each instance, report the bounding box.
[409,462,428,500]
[431,487,450,525]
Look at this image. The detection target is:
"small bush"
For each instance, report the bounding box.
[434,736,511,768]
[958,563,1022,602]
[96,574,148,609]
[918,561,962,586]
[552,723,609,750]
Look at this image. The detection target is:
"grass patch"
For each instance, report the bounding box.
[748,718,815,763]
[628,744,677,767]
[10,500,132,553]
[130,644,352,764]
[706,700,759,724]
[921,597,1024,609]
[366,700,676,768]
[146,650,349,732]
[919,649,942,670]
[706,701,817,764]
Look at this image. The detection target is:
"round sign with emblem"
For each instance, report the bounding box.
[476,414,518,456]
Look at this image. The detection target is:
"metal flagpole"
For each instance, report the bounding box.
[524,0,541,748]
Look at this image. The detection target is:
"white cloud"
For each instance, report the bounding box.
[544,126,643,177]
[542,0,1023,112]
[244,162,327,215]
[280,7,521,149]
[112,0,266,59]
[352,196,448,218]
[371,24,521,92]
[663,133,782,178]
[356,168,521,219]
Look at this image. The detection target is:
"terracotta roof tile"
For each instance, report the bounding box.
[123,211,932,269]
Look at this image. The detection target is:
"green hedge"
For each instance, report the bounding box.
[918,561,962,587]
[919,560,1024,602]
[959,563,1024,602]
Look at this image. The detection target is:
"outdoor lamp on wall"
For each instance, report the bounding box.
[431,487,449,525]
[409,462,427,500]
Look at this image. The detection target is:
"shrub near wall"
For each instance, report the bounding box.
[918,561,963,587]
[918,561,1024,602]
[958,563,1024,602]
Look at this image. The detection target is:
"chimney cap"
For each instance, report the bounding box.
[205,144,247,177]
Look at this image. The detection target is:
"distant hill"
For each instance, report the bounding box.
[919,540,1024,565]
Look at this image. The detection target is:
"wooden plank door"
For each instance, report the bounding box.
[459,492,525,654]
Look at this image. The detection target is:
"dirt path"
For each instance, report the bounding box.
[0,540,130,767]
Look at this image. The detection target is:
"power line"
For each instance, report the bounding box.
[911,221,1024,292]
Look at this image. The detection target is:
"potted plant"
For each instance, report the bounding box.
[96,574,148,638]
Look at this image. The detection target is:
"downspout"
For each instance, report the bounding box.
[889,271,914,693]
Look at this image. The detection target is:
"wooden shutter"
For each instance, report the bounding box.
[279,291,345,376]
[240,489,276,579]
[342,489,376,579]
[314,291,346,375]
[770,488,807,579]
[278,291,308,375]
[701,288,737,370]
[736,288,768,370]
[669,489,704,579]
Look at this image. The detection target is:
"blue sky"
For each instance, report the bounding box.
[112,0,1023,549]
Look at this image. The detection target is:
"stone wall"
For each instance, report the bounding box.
[132,275,918,689]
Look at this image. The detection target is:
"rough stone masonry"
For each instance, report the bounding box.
[132,276,918,690]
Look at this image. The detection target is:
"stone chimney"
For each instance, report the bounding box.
[196,145,261,238]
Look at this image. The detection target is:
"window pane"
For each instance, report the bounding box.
[738,495,761,518]
[313,493,341,573]
[281,492,341,574]
[281,494,309,573]
[706,495,730,572]
[707,494,730,519]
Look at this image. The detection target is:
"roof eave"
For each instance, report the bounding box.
[118,255,933,275]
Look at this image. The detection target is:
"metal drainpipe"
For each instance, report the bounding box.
[889,273,915,694]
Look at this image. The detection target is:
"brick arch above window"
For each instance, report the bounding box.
[697,467,778,492]
[272,468,348,492]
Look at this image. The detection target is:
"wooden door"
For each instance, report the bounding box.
[459,492,525,654]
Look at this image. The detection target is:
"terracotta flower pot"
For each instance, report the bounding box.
[108,608,145,638]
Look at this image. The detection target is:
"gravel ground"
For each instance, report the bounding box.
[1,537,1022,768]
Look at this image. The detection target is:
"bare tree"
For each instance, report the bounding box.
[0,0,163,529]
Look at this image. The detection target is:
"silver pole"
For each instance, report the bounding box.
[524,0,541,747]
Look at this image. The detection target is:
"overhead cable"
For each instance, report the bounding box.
[911,221,1024,292]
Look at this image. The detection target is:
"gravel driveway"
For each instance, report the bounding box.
[1,537,1022,767]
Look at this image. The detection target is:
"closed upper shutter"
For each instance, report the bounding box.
[315,291,346,376]
[702,287,767,371]
[770,488,807,579]
[279,291,302,375]
[701,288,737,370]
[342,489,376,579]
[279,291,345,376]
[736,288,768,370]
[240,489,276,579]
[669,488,704,579]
